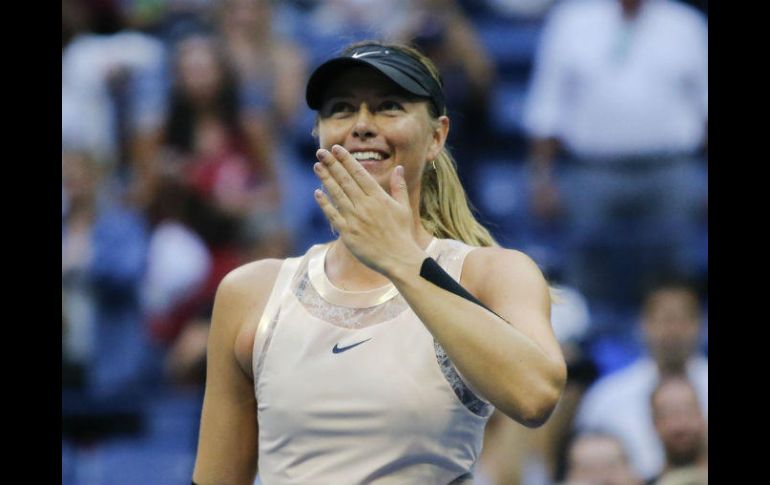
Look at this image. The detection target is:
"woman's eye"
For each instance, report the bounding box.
[329,102,353,114]
[379,100,403,112]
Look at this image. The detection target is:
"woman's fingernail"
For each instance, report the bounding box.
[316,149,327,161]
[332,144,343,155]
[313,162,322,172]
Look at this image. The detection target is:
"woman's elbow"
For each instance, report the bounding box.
[503,361,567,428]
[516,389,562,428]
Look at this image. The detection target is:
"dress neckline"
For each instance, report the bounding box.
[308,238,438,308]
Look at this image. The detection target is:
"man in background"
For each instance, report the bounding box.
[646,376,708,485]
[573,278,707,481]
[522,0,708,307]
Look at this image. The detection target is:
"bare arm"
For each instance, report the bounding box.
[192,259,282,484]
[389,247,567,427]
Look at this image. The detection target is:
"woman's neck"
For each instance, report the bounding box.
[325,221,434,291]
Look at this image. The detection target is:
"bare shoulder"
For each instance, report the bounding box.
[212,258,285,337]
[218,258,285,300]
[214,259,286,379]
[462,246,549,297]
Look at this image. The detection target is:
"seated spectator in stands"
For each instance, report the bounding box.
[522,0,708,307]
[216,0,308,129]
[152,31,288,261]
[573,277,708,481]
[139,31,294,388]
[559,431,642,485]
[142,175,211,345]
[61,7,168,203]
[62,148,158,396]
[216,0,316,248]
[646,376,707,485]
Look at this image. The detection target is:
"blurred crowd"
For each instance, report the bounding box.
[61,0,708,484]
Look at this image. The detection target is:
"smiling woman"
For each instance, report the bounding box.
[191,41,567,485]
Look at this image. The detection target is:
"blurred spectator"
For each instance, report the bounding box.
[522,0,708,307]
[573,277,707,481]
[137,31,294,387]
[141,175,212,346]
[62,149,158,396]
[147,32,288,261]
[399,0,496,202]
[559,431,642,485]
[62,8,168,193]
[62,151,101,385]
[646,376,708,485]
[215,0,319,250]
[216,0,308,129]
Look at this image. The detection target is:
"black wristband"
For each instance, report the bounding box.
[419,257,506,322]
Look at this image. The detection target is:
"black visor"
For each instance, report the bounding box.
[305,45,445,116]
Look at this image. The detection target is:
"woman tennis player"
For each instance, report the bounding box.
[192,40,566,484]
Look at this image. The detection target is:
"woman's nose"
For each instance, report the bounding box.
[352,106,377,139]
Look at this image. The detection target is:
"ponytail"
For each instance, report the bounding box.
[419,147,498,247]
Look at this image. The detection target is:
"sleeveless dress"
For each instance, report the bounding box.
[252,238,495,484]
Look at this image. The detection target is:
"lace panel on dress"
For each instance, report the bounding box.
[432,242,493,417]
[291,254,411,329]
[434,340,494,418]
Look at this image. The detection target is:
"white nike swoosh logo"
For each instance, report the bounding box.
[351,51,382,58]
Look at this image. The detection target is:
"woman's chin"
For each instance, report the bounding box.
[359,159,389,171]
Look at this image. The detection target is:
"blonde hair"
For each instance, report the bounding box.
[335,41,498,248]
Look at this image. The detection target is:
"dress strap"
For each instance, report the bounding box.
[252,256,302,382]
[432,239,479,282]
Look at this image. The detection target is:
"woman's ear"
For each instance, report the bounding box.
[427,115,450,161]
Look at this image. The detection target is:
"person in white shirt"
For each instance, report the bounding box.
[573,278,708,481]
[522,0,708,306]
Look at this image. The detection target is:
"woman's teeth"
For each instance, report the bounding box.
[352,151,385,161]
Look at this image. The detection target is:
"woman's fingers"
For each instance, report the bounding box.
[314,188,347,233]
[389,165,409,206]
[317,148,364,200]
[314,162,354,213]
[330,145,382,196]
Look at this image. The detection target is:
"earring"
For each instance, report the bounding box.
[432,159,437,171]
